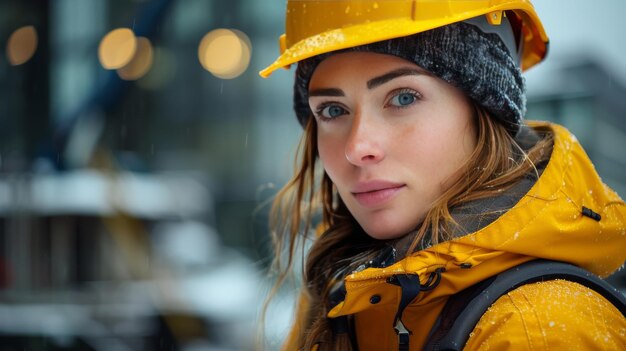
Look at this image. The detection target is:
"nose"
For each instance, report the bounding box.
[344,112,385,166]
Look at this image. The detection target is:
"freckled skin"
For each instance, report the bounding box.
[309,52,477,240]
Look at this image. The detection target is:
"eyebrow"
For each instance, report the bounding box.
[308,67,424,97]
[308,88,345,97]
[367,68,423,89]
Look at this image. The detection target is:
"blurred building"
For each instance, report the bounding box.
[1,0,294,349]
[0,169,272,350]
[527,58,626,198]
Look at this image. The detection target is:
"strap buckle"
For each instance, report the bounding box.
[395,319,410,350]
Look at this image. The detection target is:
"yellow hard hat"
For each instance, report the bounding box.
[260,0,548,78]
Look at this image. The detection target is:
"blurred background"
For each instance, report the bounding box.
[0,0,625,350]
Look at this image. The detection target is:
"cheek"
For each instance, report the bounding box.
[430,120,476,186]
[317,132,344,180]
[398,112,475,184]
[445,107,477,161]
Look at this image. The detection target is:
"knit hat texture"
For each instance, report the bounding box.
[293,22,526,135]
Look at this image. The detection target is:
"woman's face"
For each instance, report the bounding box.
[309,52,477,240]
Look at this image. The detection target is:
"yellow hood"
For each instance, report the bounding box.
[328,121,626,325]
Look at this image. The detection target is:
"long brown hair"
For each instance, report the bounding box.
[265,106,552,350]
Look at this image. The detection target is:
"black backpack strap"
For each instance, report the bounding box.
[425,259,626,351]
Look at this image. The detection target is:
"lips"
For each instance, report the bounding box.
[351,180,405,208]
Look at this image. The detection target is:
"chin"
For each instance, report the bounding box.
[356,209,426,241]
[361,222,411,240]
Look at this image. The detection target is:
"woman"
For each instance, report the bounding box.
[260,1,626,350]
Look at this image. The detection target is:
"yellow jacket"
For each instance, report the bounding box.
[286,122,626,350]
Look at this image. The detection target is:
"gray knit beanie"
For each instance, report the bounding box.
[293,21,526,136]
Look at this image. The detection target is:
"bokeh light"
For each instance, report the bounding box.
[98,28,137,70]
[198,28,251,79]
[6,25,38,66]
[117,37,154,81]
[232,29,252,72]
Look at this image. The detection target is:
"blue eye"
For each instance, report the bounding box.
[389,92,417,107]
[317,104,347,119]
